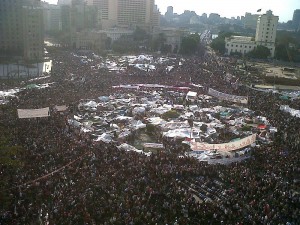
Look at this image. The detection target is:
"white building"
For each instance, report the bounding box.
[225,36,256,55]
[255,10,278,57]
[99,28,134,42]
[225,10,278,57]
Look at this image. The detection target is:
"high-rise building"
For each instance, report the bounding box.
[58,0,72,5]
[0,0,44,60]
[87,0,160,32]
[255,10,278,57]
[292,9,300,30]
[42,2,62,32]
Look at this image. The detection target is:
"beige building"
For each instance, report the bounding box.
[225,10,278,58]
[87,0,160,32]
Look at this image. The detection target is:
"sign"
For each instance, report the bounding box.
[191,134,256,152]
[208,88,248,104]
[55,105,67,112]
[18,107,50,119]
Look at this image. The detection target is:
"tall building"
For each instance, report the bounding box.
[87,0,160,32]
[42,2,62,32]
[292,9,300,30]
[255,10,278,57]
[0,0,44,60]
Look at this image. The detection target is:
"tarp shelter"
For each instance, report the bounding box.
[187,91,197,97]
[26,84,40,89]
[257,124,267,129]
[279,95,290,100]
[18,107,50,119]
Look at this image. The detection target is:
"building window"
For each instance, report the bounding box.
[236,45,238,47]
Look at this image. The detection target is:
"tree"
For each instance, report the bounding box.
[179,33,200,55]
[133,27,149,42]
[151,33,166,52]
[247,45,270,59]
[275,30,300,62]
[111,36,138,54]
[210,32,234,54]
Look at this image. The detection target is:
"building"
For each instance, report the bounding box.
[58,0,72,5]
[154,27,188,53]
[243,13,259,29]
[58,0,101,46]
[208,13,221,24]
[42,2,62,32]
[225,10,278,58]
[99,28,134,43]
[0,0,44,60]
[87,0,160,32]
[23,2,44,60]
[292,9,300,31]
[165,6,174,21]
[225,36,256,55]
[72,30,107,52]
[255,10,278,57]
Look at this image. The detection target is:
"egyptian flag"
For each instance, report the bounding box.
[257,9,262,12]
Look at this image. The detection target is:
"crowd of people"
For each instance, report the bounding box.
[0,49,299,224]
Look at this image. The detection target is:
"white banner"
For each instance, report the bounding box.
[18,107,50,118]
[191,134,256,152]
[55,105,67,112]
[280,105,300,118]
[208,88,248,104]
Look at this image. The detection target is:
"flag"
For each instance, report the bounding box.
[257,9,261,12]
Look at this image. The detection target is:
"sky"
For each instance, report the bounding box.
[44,0,299,22]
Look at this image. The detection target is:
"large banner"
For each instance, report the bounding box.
[280,105,300,118]
[208,88,248,104]
[18,107,50,119]
[191,134,256,152]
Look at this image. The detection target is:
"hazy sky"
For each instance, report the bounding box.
[44,0,299,22]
